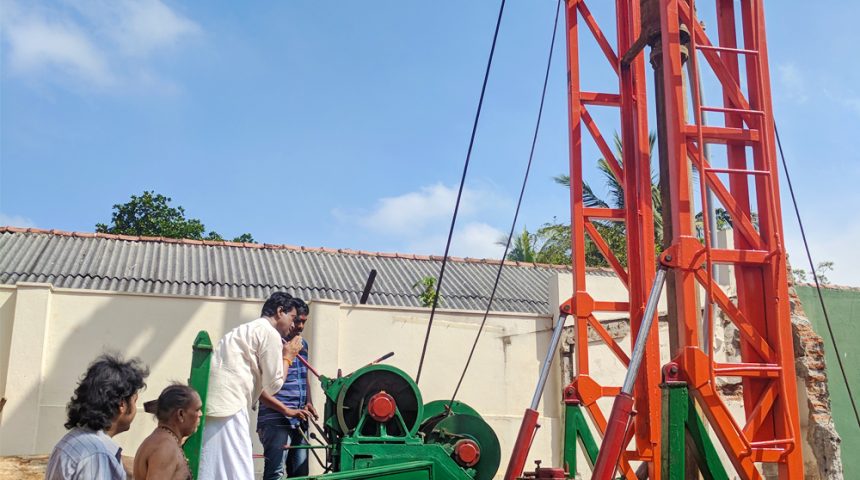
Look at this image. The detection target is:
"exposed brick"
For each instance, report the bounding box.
[788,263,844,480]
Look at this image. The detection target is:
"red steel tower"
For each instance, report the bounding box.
[561,0,804,478]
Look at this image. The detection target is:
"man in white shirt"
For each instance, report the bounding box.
[198,292,301,479]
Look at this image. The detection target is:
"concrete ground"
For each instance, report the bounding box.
[0,455,135,479]
[0,455,48,480]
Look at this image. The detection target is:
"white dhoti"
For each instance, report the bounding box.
[198,408,254,480]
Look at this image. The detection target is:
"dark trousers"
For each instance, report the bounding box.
[258,423,309,479]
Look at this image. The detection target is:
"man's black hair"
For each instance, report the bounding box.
[144,383,198,423]
[261,291,294,317]
[290,297,309,316]
[65,353,149,431]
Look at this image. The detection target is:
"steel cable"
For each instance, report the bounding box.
[775,123,860,429]
[415,0,508,383]
[448,0,562,406]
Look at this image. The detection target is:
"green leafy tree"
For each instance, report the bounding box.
[231,233,256,243]
[413,276,441,307]
[204,231,257,243]
[694,208,733,237]
[532,222,574,265]
[96,191,255,242]
[791,268,807,284]
[500,223,575,265]
[791,261,834,285]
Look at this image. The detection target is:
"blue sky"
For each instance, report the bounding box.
[1,1,858,286]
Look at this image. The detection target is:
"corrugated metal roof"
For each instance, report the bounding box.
[0,228,614,314]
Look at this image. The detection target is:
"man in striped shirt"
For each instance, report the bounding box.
[46,354,150,480]
[257,298,318,479]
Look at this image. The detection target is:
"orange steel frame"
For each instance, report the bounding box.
[561,0,659,478]
[560,0,804,478]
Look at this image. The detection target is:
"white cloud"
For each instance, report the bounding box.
[407,222,506,259]
[359,183,491,235]
[67,0,201,56]
[335,183,510,259]
[0,0,200,90]
[453,222,507,259]
[2,11,113,85]
[0,212,37,228]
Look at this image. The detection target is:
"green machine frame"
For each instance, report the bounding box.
[660,366,728,480]
[181,331,500,480]
[562,365,732,479]
[563,401,599,474]
[183,331,212,480]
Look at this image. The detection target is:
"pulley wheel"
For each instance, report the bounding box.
[421,400,481,422]
[426,413,501,480]
[336,365,423,437]
[419,399,482,438]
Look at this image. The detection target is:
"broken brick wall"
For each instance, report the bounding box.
[789,280,844,480]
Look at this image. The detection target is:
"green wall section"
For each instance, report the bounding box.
[796,286,860,479]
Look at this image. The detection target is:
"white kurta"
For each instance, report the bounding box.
[206,317,285,417]
[199,317,286,479]
[198,409,254,479]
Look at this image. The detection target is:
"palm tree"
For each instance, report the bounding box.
[548,132,661,267]
[499,224,570,265]
[501,227,537,262]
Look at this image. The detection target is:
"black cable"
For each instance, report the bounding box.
[415,0,508,384]
[448,0,562,406]
[297,427,328,472]
[775,123,860,429]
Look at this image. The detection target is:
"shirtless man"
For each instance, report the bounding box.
[134,384,203,480]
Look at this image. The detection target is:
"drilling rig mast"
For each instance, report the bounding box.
[550,0,804,478]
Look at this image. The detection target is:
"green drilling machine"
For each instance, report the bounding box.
[183,332,501,480]
[294,361,501,479]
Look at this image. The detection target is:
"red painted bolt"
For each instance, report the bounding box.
[454,439,481,467]
[367,391,397,422]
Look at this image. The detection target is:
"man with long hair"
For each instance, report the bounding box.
[46,353,150,480]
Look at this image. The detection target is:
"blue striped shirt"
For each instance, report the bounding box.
[45,427,126,480]
[257,338,308,428]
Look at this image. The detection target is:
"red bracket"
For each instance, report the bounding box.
[660,236,705,271]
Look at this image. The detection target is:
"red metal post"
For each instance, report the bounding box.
[658,0,804,478]
[503,408,541,480]
[561,0,657,477]
[591,393,634,480]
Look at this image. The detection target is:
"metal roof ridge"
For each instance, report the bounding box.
[0,270,548,302]
[0,226,616,273]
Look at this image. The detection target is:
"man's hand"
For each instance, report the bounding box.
[284,407,310,421]
[305,403,319,420]
[282,335,303,364]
